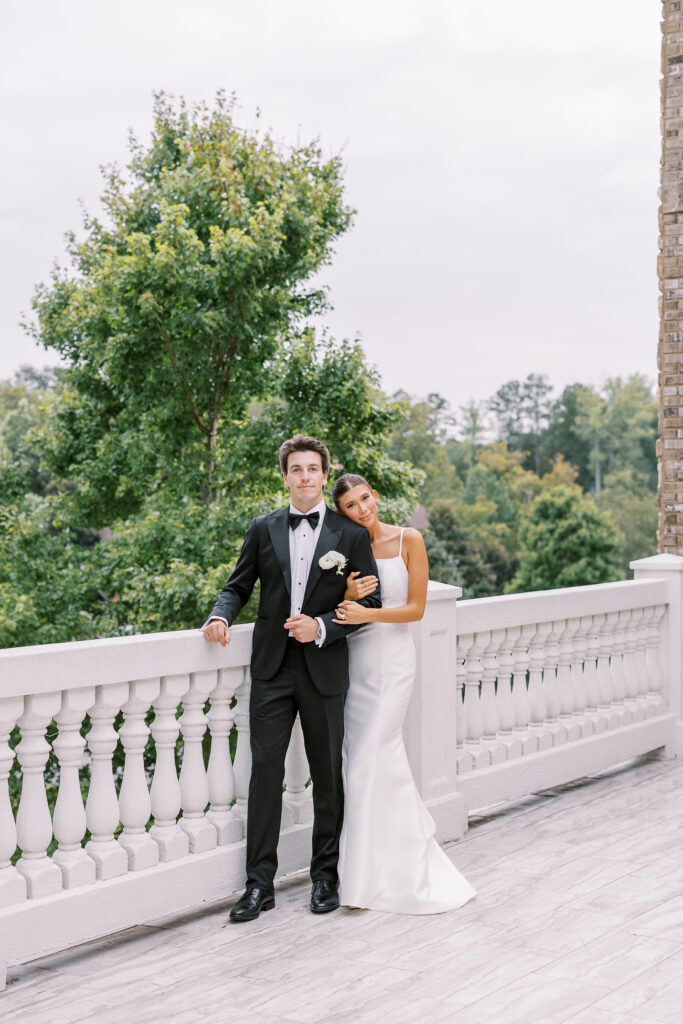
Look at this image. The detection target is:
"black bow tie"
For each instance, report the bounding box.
[288,510,320,531]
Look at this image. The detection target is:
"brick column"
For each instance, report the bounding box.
[660,1,683,554]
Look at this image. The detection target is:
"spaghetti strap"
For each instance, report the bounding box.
[398,527,405,557]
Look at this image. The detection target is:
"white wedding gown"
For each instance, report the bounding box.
[338,530,476,914]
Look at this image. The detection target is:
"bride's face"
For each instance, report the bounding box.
[337,483,379,528]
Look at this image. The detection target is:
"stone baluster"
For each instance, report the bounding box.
[477,630,505,764]
[596,613,619,729]
[118,678,160,870]
[511,624,537,755]
[645,604,667,712]
[635,606,655,713]
[556,618,581,742]
[283,714,313,826]
[232,670,253,827]
[544,620,567,745]
[569,616,592,737]
[15,692,63,897]
[583,613,607,733]
[52,687,97,888]
[178,671,217,854]
[494,628,521,759]
[527,621,552,750]
[455,635,474,774]
[608,610,629,725]
[207,666,244,844]
[85,683,129,880]
[621,609,644,721]
[462,632,490,769]
[0,696,27,907]
[149,674,190,861]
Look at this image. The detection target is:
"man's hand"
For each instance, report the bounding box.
[284,614,319,643]
[202,619,231,647]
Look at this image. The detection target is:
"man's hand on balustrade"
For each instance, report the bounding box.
[202,618,231,646]
[344,571,379,602]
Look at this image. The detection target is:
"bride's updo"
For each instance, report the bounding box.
[332,472,372,509]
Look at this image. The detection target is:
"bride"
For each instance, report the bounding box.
[331,473,476,914]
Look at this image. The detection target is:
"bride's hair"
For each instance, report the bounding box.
[332,472,372,509]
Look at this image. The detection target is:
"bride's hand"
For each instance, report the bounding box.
[333,600,370,625]
[343,571,379,602]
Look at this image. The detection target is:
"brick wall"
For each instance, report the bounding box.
[659,1,683,553]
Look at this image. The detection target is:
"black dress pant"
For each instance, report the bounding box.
[246,639,345,890]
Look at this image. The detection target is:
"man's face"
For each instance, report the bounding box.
[283,450,327,511]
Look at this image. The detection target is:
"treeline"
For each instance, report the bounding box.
[388,374,658,597]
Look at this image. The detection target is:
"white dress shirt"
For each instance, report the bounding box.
[288,497,327,646]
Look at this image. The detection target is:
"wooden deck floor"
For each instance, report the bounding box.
[3,753,683,1024]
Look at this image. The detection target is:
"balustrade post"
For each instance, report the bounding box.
[635,606,655,713]
[15,692,63,898]
[85,683,129,880]
[621,609,645,721]
[149,674,190,861]
[568,616,592,737]
[645,604,668,714]
[462,632,490,769]
[232,670,253,827]
[609,611,631,725]
[282,714,313,826]
[596,613,620,729]
[527,621,552,750]
[494,628,522,760]
[632,554,683,756]
[544,620,567,745]
[0,696,27,907]
[52,687,97,888]
[478,630,505,764]
[557,618,581,742]
[178,671,217,854]
[511,624,537,755]
[207,666,244,844]
[583,613,607,733]
[455,635,474,775]
[118,678,160,870]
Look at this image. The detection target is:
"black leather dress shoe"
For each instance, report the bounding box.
[229,886,275,922]
[310,880,340,914]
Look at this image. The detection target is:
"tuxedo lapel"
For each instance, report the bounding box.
[267,508,291,595]
[303,507,342,607]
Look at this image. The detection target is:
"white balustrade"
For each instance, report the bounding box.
[118,678,160,870]
[283,714,314,825]
[1,567,679,987]
[15,692,63,898]
[178,671,217,854]
[85,684,129,880]
[149,675,190,861]
[0,696,26,907]
[207,666,243,844]
[52,688,96,888]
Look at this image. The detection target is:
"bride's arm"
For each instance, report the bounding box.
[333,529,428,625]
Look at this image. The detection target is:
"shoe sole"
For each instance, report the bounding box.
[310,901,340,914]
[229,897,275,922]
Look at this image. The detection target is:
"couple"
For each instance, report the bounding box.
[202,434,475,920]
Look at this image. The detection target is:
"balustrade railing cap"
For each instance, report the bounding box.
[631,554,683,573]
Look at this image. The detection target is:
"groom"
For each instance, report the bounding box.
[203,434,381,921]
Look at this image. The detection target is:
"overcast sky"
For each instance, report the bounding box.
[1,0,661,414]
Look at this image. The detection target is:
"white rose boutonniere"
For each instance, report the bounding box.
[319,550,348,576]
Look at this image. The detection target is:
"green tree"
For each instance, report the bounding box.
[488,373,553,475]
[29,90,353,519]
[595,469,658,577]
[387,391,458,505]
[507,486,622,593]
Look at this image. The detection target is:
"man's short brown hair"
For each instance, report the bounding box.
[279,434,330,476]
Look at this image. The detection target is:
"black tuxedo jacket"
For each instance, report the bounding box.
[209,505,382,695]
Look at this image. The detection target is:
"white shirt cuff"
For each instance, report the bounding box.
[315,616,326,647]
[201,615,230,632]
